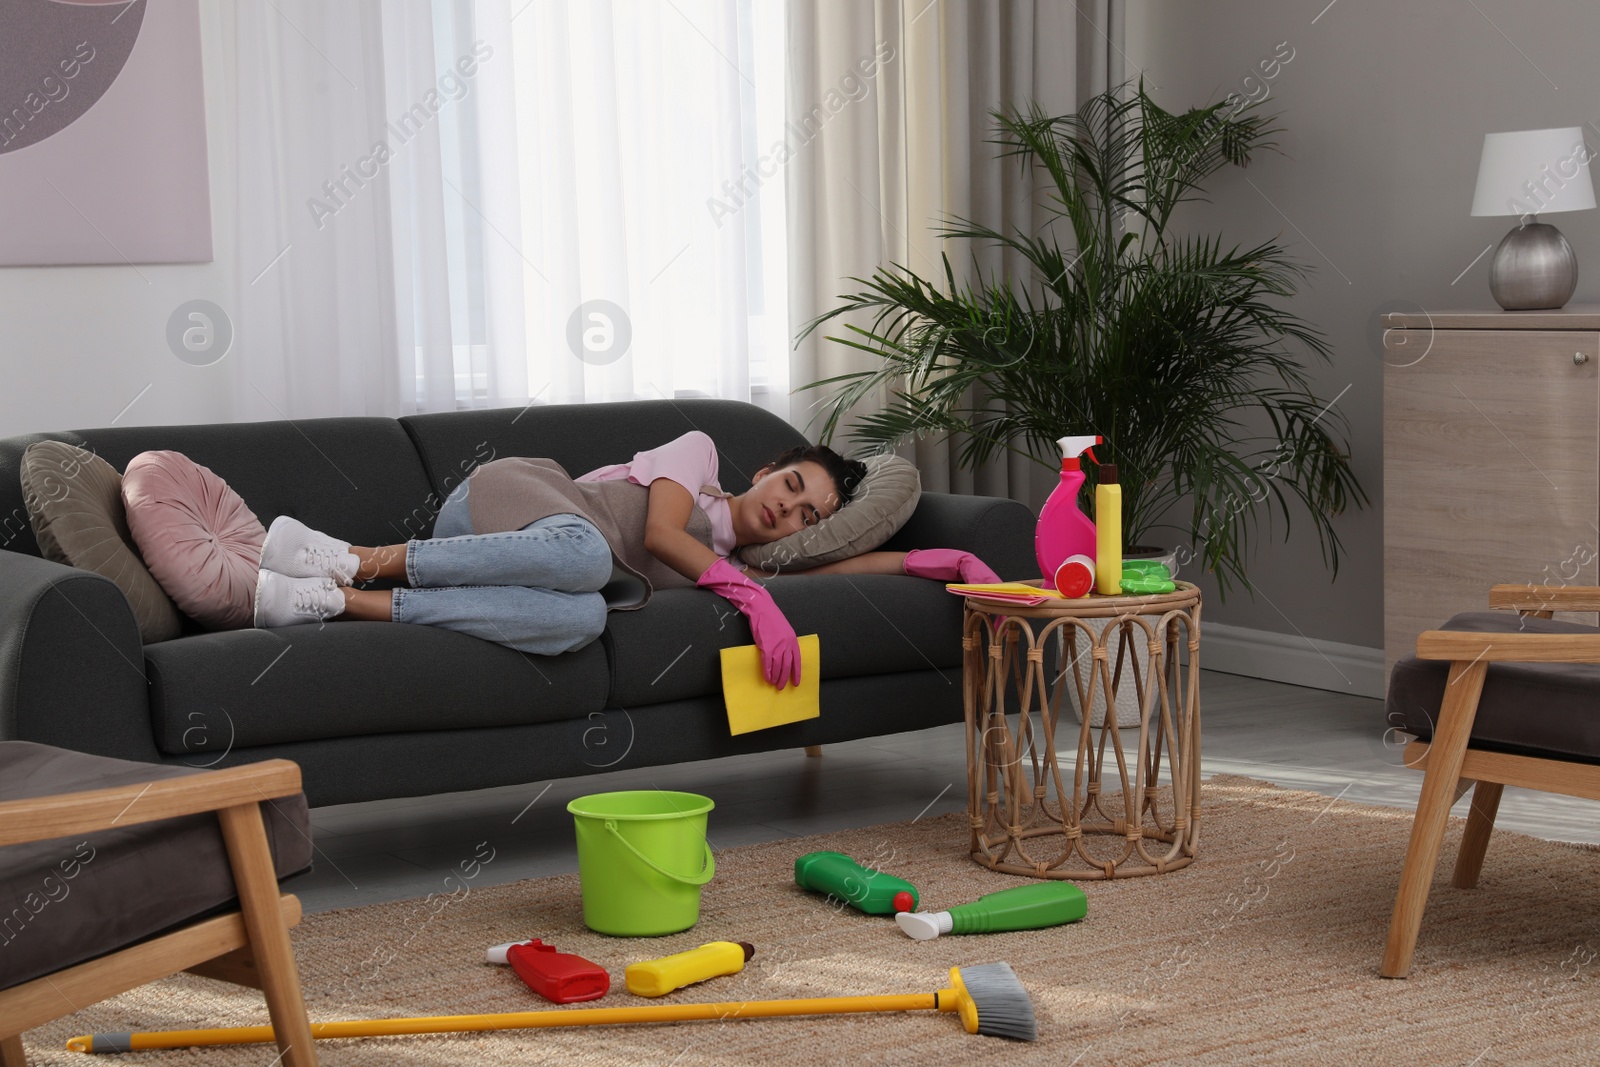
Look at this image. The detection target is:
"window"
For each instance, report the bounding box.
[407,0,789,418]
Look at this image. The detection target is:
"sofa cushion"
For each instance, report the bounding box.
[145,622,611,754]
[600,574,965,709]
[0,741,312,992]
[18,441,183,643]
[1387,610,1600,763]
[737,452,920,573]
[122,451,266,631]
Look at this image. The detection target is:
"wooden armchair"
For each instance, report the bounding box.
[0,748,317,1066]
[1382,584,1600,978]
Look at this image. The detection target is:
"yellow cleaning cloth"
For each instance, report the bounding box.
[944,582,1069,605]
[945,582,1068,597]
[719,634,821,735]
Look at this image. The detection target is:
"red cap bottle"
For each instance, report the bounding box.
[505,940,610,1004]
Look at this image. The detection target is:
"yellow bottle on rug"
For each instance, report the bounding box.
[1095,464,1122,595]
[626,941,754,997]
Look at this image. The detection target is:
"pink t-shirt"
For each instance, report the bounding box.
[576,430,738,557]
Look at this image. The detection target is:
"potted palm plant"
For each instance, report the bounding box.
[795,84,1369,724]
[797,83,1367,595]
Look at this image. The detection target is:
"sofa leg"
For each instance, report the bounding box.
[1,1032,28,1067]
[804,745,823,758]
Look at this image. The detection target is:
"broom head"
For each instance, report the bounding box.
[944,962,1037,1041]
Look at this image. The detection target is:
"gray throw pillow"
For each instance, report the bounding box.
[736,453,920,573]
[20,441,183,644]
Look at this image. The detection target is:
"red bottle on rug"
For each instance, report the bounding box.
[505,939,611,1003]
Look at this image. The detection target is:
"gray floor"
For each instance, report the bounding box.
[293,669,1600,913]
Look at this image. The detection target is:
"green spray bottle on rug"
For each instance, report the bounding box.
[894,882,1087,939]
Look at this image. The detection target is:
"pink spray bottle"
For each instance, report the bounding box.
[1036,435,1102,595]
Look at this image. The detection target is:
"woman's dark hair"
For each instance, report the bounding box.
[765,443,869,508]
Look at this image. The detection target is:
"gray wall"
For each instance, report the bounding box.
[1126,0,1600,649]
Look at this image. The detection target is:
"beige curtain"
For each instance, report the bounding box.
[786,0,1125,511]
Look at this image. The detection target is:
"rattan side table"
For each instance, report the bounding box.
[962,580,1202,879]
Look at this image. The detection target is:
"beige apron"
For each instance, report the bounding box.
[465,457,724,611]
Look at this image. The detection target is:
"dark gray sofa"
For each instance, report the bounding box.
[0,399,1036,807]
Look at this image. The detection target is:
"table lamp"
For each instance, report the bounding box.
[1470,126,1596,310]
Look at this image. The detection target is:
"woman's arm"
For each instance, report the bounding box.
[790,548,1001,584]
[787,551,909,576]
[648,478,801,689]
[642,478,723,582]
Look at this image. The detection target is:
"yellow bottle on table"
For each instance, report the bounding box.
[1095,463,1122,595]
[625,941,754,997]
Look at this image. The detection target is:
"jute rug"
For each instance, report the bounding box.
[20,775,1600,1065]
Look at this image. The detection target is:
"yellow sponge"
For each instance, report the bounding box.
[719,634,821,735]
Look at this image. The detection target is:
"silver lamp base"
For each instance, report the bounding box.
[1488,220,1578,310]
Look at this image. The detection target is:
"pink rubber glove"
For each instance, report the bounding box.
[697,557,801,690]
[902,548,1002,585]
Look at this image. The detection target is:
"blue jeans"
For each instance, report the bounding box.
[390,480,612,655]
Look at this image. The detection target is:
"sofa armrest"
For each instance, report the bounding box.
[880,491,1039,581]
[0,550,161,762]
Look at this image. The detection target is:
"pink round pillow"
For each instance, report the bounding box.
[121,451,266,630]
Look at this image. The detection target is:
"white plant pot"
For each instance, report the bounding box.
[1129,545,1180,576]
[1059,546,1179,729]
[1061,617,1149,728]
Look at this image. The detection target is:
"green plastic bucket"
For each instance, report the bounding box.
[567,790,716,936]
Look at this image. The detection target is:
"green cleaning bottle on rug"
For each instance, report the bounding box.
[894,882,1088,939]
[794,851,919,915]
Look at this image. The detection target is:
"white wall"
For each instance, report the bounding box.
[0,5,238,439]
[1126,0,1600,653]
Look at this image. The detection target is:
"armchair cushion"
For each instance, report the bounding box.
[1387,611,1600,763]
[0,742,313,992]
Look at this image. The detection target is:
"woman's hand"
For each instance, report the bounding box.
[646,477,799,688]
[902,548,1001,585]
[696,558,801,689]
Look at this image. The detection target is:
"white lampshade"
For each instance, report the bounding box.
[1471,127,1597,217]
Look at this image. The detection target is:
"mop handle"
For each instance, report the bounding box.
[68,992,949,1052]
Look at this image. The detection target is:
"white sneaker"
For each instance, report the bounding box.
[254,571,345,628]
[259,515,360,585]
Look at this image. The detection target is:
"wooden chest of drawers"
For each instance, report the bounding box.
[1383,307,1600,680]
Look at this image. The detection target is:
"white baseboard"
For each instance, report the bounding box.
[1185,621,1385,699]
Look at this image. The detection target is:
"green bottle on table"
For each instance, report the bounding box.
[794,851,919,915]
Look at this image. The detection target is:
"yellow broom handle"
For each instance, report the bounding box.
[68,993,946,1052]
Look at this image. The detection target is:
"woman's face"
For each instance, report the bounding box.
[735,460,841,545]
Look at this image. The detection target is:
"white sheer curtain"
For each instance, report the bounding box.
[229,2,401,421]
[229,0,790,422]
[224,1,1100,436]
[379,1,532,414]
[495,0,790,416]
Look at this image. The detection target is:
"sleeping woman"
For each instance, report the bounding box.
[252,430,1001,690]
